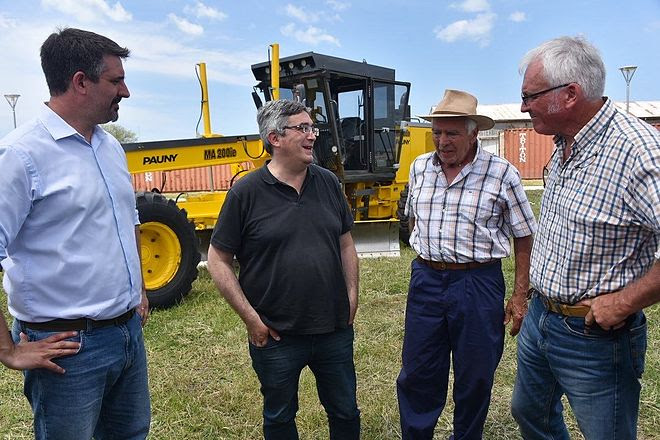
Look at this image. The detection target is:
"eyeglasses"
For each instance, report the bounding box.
[521,83,571,105]
[283,124,319,136]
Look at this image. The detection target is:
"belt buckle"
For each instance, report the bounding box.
[549,300,562,315]
[540,295,555,313]
[437,261,447,270]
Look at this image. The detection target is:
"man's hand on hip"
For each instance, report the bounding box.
[578,292,630,330]
[246,316,280,347]
[0,331,80,374]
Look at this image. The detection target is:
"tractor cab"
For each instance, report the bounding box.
[251,52,411,184]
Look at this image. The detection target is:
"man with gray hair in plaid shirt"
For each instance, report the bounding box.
[397,89,536,440]
[512,36,660,439]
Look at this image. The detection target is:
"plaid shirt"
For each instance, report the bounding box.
[406,144,536,263]
[530,99,660,304]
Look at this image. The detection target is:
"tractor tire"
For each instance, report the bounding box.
[136,191,200,309]
[397,184,410,246]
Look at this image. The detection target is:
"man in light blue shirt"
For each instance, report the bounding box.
[0,28,150,439]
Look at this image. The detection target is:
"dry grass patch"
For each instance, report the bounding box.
[2,191,659,438]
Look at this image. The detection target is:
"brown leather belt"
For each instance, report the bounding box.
[532,289,590,318]
[20,309,136,332]
[416,256,499,271]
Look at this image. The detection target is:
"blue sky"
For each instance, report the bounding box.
[1,0,659,141]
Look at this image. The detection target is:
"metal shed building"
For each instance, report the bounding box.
[131,100,660,191]
[477,100,660,179]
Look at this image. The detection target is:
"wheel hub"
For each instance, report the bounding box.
[140,221,182,290]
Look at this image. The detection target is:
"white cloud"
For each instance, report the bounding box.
[280,23,340,46]
[644,20,660,32]
[450,0,490,13]
[168,13,204,36]
[0,13,18,28]
[509,11,526,22]
[0,17,257,96]
[41,0,132,23]
[285,4,319,23]
[123,30,260,85]
[434,12,497,46]
[0,14,263,139]
[183,1,227,20]
[326,0,350,11]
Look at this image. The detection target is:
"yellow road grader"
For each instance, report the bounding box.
[124,45,435,309]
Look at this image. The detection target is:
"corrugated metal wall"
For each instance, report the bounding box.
[130,124,660,188]
[502,128,555,179]
[132,163,253,192]
[501,123,660,179]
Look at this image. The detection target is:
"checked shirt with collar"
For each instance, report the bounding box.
[530,98,660,304]
[406,143,536,263]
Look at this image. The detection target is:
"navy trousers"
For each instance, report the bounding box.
[397,259,505,440]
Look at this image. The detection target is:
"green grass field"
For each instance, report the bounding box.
[1,190,658,439]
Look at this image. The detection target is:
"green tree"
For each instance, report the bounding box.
[102,123,138,143]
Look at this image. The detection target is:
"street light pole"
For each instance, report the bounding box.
[619,66,637,114]
[4,94,20,129]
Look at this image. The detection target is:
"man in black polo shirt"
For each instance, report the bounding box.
[207,99,360,440]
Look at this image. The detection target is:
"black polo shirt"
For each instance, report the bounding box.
[210,164,354,334]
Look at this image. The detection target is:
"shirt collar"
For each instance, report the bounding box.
[38,103,80,141]
[553,97,613,151]
[261,161,278,185]
[260,160,316,185]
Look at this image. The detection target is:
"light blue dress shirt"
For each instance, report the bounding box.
[0,104,142,322]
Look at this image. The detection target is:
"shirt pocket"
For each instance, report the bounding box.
[457,188,501,224]
[628,314,647,378]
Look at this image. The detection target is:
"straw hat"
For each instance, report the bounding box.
[419,89,494,131]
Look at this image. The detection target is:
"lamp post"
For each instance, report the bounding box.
[4,94,20,129]
[619,65,637,114]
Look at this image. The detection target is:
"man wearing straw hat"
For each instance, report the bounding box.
[397,89,536,439]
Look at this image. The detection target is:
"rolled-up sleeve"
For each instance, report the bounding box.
[503,167,537,238]
[405,160,417,217]
[625,145,660,259]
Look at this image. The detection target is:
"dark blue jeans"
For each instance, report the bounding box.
[397,259,505,440]
[248,326,360,440]
[512,294,647,439]
[13,312,150,440]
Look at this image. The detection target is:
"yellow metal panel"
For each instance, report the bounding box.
[197,63,213,136]
[176,192,228,230]
[395,124,434,183]
[126,139,267,174]
[271,43,280,100]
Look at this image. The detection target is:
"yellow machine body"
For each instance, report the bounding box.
[124,51,437,256]
[125,47,436,309]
